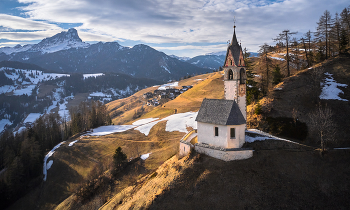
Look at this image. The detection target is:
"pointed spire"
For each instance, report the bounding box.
[231,17,239,46]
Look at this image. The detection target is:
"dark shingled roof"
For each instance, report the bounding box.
[224,28,243,67]
[195,99,246,125]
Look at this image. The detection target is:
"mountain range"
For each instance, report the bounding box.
[0,29,208,81]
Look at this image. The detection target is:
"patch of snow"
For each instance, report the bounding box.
[83,73,104,79]
[13,85,36,96]
[90,92,112,97]
[46,160,53,170]
[140,153,151,160]
[23,113,42,124]
[320,72,348,101]
[14,126,26,135]
[135,120,160,136]
[270,57,285,61]
[162,65,171,74]
[158,81,178,90]
[134,111,198,136]
[0,85,16,94]
[246,129,296,143]
[195,79,203,81]
[69,140,79,146]
[88,125,136,136]
[0,119,12,133]
[43,141,65,181]
[245,135,272,143]
[132,118,159,126]
[191,60,200,65]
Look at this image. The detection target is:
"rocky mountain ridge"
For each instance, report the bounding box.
[0,29,208,81]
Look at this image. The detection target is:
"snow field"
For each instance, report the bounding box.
[88,125,136,136]
[132,118,159,126]
[163,112,197,132]
[23,113,42,124]
[83,73,104,79]
[0,119,12,133]
[134,112,198,136]
[320,72,348,101]
[135,121,160,136]
[158,81,179,90]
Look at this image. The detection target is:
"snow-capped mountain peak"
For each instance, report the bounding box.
[205,51,227,56]
[0,28,90,55]
[169,55,191,61]
[30,28,90,53]
[0,44,33,55]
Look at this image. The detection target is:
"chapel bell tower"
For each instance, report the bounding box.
[223,24,247,120]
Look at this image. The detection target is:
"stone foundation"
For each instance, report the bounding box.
[194,143,253,161]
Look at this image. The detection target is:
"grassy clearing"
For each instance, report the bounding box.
[38,84,55,98]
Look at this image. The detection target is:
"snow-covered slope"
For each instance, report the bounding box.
[0,44,33,55]
[29,28,89,54]
[169,55,191,61]
[0,28,89,55]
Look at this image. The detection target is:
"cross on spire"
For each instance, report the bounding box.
[233,16,236,28]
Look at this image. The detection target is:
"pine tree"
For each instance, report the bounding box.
[245,54,260,105]
[258,43,272,94]
[339,28,349,53]
[113,147,127,172]
[315,10,333,59]
[340,7,350,39]
[272,64,283,85]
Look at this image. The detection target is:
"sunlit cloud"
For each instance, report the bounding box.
[0,0,349,56]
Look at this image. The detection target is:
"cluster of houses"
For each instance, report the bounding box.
[143,85,193,106]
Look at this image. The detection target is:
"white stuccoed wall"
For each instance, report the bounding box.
[197,122,245,149]
[226,124,246,148]
[179,141,191,158]
[194,145,253,161]
[224,80,238,100]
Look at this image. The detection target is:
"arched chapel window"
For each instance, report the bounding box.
[228,69,233,80]
[240,68,245,84]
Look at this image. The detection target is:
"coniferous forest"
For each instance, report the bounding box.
[0,101,111,209]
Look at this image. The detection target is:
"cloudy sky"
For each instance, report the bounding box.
[0,0,349,57]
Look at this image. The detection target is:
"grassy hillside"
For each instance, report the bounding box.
[8,52,350,209]
[7,71,225,210]
[106,71,224,125]
[252,53,350,146]
[100,145,350,210]
[99,54,350,209]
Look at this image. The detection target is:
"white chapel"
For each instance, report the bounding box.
[186,25,253,161]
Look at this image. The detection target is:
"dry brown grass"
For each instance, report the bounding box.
[251,54,350,146]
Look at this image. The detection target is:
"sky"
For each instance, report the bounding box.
[0,0,349,58]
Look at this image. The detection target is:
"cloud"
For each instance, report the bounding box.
[1,0,349,56]
[0,14,60,31]
[0,30,63,40]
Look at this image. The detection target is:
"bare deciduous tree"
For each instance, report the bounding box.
[273,30,297,77]
[308,104,336,153]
